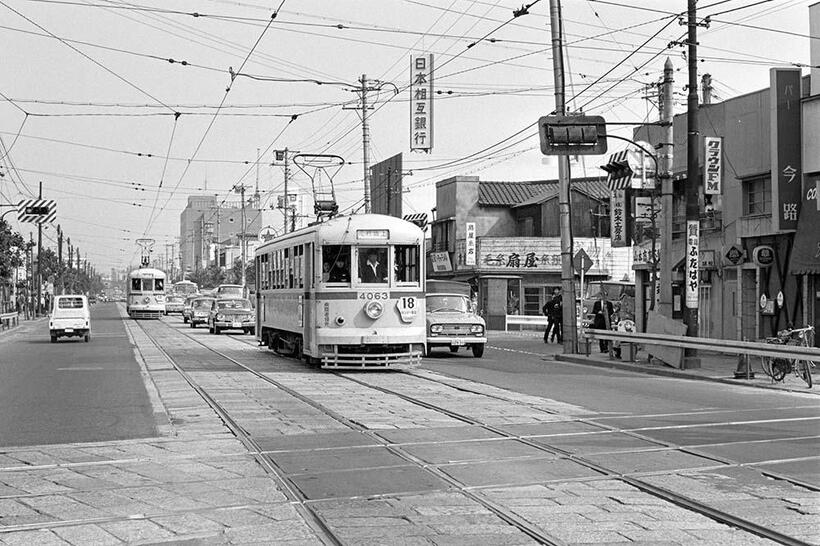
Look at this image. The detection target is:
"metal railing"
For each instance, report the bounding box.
[581,329,820,362]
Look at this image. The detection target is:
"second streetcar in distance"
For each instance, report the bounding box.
[255,214,425,369]
[127,267,166,319]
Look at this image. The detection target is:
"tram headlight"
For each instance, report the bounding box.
[430,324,443,334]
[364,301,383,319]
[142,297,150,304]
[335,316,346,326]
[470,324,484,334]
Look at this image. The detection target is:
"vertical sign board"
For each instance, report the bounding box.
[610,190,630,247]
[464,222,476,266]
[771,68,802,231]
[410,54,434,153]
[685,220,699,308]
[368,153,403,217]
[704,136,722,195]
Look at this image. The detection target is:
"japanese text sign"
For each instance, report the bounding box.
[703,136,722,195]
[685,220,699,308]
[610,190,629,247]
[771,68,801,230]
[410,54,434,152]
[465,222,476,266]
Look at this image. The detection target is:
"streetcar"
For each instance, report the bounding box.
[171,279,199,297]
[255,214,426,369]
[127,267,167,319]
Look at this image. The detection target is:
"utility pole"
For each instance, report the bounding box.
[701,73,712,105]
[234,184,248,287]
[549,0,577,354]
[685,0,701,345]
[28,233,34,319]
[657,58,675,318]
[344,76,398,213]
[57,225,63,295]
[36,181,42,316]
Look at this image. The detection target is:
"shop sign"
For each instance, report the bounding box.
[410,54,434,152]
[704,136,722,195]
[771,68,801,231]
[752,245,775,267]
[776,290,784,308]
[477,238,610,274]
[610,189,630,247]
[685,220,699,308]
[430,251,452,272]
[699,249,716,269]
[465,222,476,266]
[634,196,660,224]
[759,293,768,310]
[633,241,660,266]
[725,245,744,266]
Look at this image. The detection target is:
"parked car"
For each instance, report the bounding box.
[165,294,185,315]
[425,280,486,358]
[49,295,91,343]
[208,297,255,335]
[188,297,214,328]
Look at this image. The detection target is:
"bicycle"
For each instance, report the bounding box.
[760,326,815,388]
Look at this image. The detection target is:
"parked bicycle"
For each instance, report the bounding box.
[760,326,815,388]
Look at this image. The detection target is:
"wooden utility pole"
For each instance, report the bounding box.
[549,0,577,353]
[36,181,42,316]
[685,0,700,341]
[657,58,675,318]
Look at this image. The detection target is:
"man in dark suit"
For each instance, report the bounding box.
[591,297,614,353]
[360,252,387,283]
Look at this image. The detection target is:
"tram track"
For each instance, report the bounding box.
[150,319,814,545]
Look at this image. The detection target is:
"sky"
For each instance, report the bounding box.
[0,0,815,271]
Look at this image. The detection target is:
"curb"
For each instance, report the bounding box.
[554,354,818,395]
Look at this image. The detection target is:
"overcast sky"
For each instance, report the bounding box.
[1,0,814,271]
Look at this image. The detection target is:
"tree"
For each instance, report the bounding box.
[188,264,226,289]
[231,258,255,287]
[0,220,25,283]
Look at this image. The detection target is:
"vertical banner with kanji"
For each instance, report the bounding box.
[703,136,722,195]
[410,54,434,152]
[465,222,476,265]
[610,190,630,247]
[685,220,699,309]
[770,68,801,231]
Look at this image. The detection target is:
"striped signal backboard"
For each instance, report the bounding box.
[18,199,56,224]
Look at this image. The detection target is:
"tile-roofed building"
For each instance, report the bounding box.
[478,177,608,207]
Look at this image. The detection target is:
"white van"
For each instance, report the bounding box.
[49,295,91,343]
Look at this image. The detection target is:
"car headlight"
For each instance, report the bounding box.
[216,314,226,321]
[430,324,443,333]
[364,301,383,319]
[470,324,484,333]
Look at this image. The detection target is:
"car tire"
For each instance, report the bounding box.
[50,335,57,343]
[84,333,90,343]
[471,344,484,358]
[450,346,459,353]
[214,326,221,335]
[249,328,255,336]
[183,317,188,323]
[190,321,195,329]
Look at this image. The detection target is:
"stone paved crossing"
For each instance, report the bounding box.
[1,312,816,544]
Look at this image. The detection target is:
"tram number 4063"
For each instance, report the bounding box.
[358,291,389,301]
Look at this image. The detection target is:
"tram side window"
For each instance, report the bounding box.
[394,245,420,284]
[131,278,142,292]
[322,245,351,284]
[358,247,388,284]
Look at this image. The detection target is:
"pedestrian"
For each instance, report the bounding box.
[549,290,563,344]
[542,294,555,343]
[591,294,614,353]
[610,302,622,359]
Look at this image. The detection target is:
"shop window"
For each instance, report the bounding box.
[506,278,521,315]
[743,175,771,216]
[523,287,541,315]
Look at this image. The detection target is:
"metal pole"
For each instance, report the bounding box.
[685,0,700,341]
[549,0,577,354]
[240,185,247,287]
[283,148,289,233]
[36,181,42,316]
[361,74,372,213]
[57,225,63,295]
[658,57,675,318]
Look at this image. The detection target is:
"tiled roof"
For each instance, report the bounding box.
[479,177,609,207]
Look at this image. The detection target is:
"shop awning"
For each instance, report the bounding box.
[789,189,820,274]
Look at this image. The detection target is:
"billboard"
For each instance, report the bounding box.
[410,54,434,152]
[770,68,802,231]
[369,153,403,218]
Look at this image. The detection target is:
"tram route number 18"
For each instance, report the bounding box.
[397,296,418,322]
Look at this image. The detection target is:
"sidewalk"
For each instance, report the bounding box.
[488,329,818,395]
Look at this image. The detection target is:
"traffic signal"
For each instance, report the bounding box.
[538,115,608,156]
[24,205,50,216]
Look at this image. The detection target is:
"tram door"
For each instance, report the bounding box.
[303,243,314,351]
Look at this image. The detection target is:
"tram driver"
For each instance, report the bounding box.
[360,249,388,284]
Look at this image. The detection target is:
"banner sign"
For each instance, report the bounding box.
[465,222,476,265]
[410,54,434,152]
[685,220,699,308]
[634,196,660,225]
[430,251,452,272]
[771,68,802,231]
[610,190,630,247]
[704,136,722,195]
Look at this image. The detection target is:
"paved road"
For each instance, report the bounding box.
[0,303,157,447]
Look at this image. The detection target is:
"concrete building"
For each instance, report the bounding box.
[428,176,633,330]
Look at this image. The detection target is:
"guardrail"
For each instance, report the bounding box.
[0,311,19,331]
[581,329,820,362]
[505,315,549,331]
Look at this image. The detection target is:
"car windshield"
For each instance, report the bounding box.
[217,299,251,310]
[218,286,244,297]
[192,299,213,309]
[57,297,84,309]
[427,295,469,313]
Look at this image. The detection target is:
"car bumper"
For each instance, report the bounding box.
[214,320,254,330]
[51,328,89,337]
[427,335,487,347]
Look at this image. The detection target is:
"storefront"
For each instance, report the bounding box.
[788,172,820,346]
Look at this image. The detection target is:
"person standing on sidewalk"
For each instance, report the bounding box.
[592,295,613,353]
[549,290,563,344]
[543,288,562,343]
[542,294,555,343]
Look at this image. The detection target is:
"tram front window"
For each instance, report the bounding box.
[322,245,351,284]
[155,279,164,292]
[131,278,142,292]
[359,247,388,284]
[394,245,420,284]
